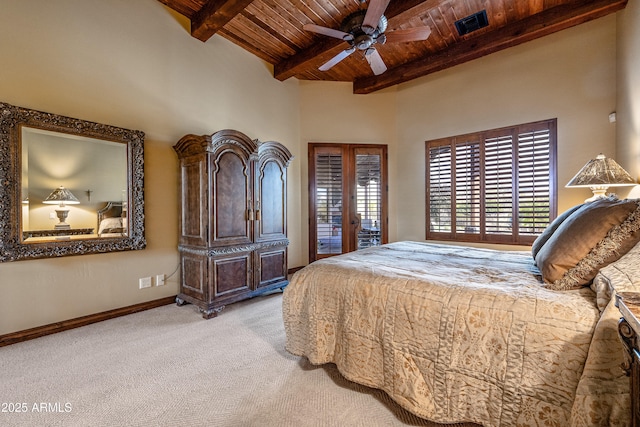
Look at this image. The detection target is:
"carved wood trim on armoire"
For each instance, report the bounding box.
[173,129,293,318]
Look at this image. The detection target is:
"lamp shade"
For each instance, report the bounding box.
[566,154,636,188]
[566,154,637,202]
[43,186,80,205]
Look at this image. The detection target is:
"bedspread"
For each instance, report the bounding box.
[283,241,630,426]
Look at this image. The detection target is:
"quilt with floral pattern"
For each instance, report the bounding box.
[283,241,630,426]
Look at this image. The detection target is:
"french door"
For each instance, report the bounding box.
[309,143,388,262]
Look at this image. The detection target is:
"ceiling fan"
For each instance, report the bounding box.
[303,0,432,76]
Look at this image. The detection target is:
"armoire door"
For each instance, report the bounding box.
[254,153,287,243]
[254,142,291,288]
[309,143,388,262]
[210,148,253,248]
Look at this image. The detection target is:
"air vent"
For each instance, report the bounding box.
[455,10,489,36]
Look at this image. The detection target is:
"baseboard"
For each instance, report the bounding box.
[288,266,305,275]
[1,267,306,348]
[0,296,176,348]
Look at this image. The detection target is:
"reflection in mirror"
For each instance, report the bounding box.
[21,127,128,240]
[0,102,146,261]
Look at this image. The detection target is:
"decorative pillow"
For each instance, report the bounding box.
[99,217,123,234]
[535,197,640,290]
[591,240,640,312]
[531,203,584,259]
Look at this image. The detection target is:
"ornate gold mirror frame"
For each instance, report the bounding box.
[0,102,146,261]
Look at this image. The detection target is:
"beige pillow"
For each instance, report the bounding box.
[535,197,640,290]
[531,203,584,259]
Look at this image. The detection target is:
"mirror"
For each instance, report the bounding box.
[0,102,146,261]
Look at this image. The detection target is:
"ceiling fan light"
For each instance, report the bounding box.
[355,34,373,50]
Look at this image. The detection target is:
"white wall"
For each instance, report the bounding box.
[617,0,640,179]
[0,0,301,334]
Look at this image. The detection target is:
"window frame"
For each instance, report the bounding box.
[425,119,557,245]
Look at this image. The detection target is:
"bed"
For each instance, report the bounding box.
[283,196,640,426]
[97,201,127,237]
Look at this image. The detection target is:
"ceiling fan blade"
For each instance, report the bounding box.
[362,0,391,34]
[319,47,356,71]
[384,26,432,43]
[303,24,354,41]
[364,47,387,75]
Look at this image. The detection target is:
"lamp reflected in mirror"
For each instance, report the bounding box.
[566,154,637,202]
[43,186,80,229]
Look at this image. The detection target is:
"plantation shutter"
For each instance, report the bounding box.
[355,149,383,249]
[484,132,514,236]
[427,144,453,233]
[314,149,343,255]
[517,124,553,236]
[426,119,556,245]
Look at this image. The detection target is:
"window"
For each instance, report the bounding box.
[426,119,557,245]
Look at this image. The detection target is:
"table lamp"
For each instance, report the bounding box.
[43,186,80,229]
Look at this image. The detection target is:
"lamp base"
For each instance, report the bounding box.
[54,209,71,230]
[585,186,609,202]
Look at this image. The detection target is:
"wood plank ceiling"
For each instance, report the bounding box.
[157,0,627,94]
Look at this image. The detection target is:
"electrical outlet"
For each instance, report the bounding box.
[155,274,165,286]
[139,277,152,289]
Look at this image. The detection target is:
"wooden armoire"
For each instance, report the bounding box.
[173,129,293,318]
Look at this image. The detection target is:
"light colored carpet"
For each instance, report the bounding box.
[0,293,480,427]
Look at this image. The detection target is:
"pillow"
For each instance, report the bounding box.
[531,203,584,259]
[535,197,640,290]
[99,217,123,234]
[591,240,640,312]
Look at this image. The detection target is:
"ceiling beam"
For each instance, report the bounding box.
[273,0,435,81]
[191,0,256,42]
[273,39,344,81]
[354,0,627,94]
